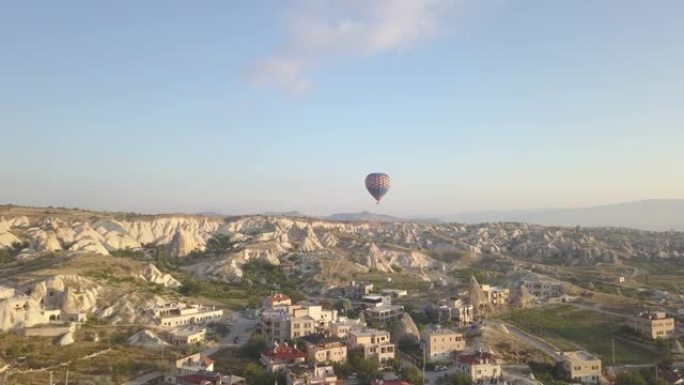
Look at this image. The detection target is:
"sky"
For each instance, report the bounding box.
[1,0,684,216]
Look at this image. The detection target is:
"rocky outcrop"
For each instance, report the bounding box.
[139,264,181,288]
[469,276,489,317]
[299,227,323,252]
[391,313,420,344]
[168,228,206,257]
[127,329,169,350]
[363,243,394,273]
[3,208,684,284]
[57,331,75,346]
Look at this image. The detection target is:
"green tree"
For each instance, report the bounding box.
[356,357,380,385]
[402,366,424,385]
[616,372,647,385]
[241,335,268,360]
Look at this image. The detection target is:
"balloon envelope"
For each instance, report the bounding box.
[365,173,391,204]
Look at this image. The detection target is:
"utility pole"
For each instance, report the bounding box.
[49,371,53,385]
[422,341,426,385]
[64,369,69,385]
[612,337,615,365]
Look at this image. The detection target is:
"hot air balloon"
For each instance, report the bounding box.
[365,173,391,204]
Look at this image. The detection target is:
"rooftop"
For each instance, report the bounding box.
[457,351,497,365]
[423,325,461,336]
[262,344,306,361]
[171,327,206,337]
[348,327,388,337]
[300,333,345,345]
[562,350,600,362]
[267,293,291,303]
[634,310,670,320]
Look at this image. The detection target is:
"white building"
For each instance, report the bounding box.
[150,303,224,328]
[560,351,602,385]
[456,351,501,382]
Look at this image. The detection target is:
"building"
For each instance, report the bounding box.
[177,370,222,385]
[520,279,564,299]
[164,353,215,384]
[617,276,626,284]
[150,303,224,328]
[258,303,338,342]
[170,328,206,346]
[300,334,348,364]
[455,351,501,382]
[361,294,392,308]
[421,326,465,362]
[437,298,473,325]
[260,343,307,372]
[380,289,407,298]
[628,310,676,339]
[330,317,365,339]
[364,305,404,323]
[344,281,374,299]
[480,285,509,306]
[221,375,246,385]
[560,351,602,384]
[0,285,15,300]
[347,328,395,365]
[286,365,338,385]
[263,293,292,308]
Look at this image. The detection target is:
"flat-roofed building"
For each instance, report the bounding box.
[365,305,404,323]
[151,303,223,328]
[286,365,338,385]
[361,294,392,308]
[330,317,364,339]
[300,334,347,364]
[480,285,509,306]
[628,310,675,339]
[381,289,407,298]
[560,350,602,384]
[421,326,465,362]
[170,328,206,346]
[170,353,214,376]
[456,351,501,382]
[437,298,473,325]
[520,279,564,299]
[347,328,395,365]
[344,281,374,299]
[258,304,338,342]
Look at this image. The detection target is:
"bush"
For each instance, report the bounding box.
[241,335,268,360]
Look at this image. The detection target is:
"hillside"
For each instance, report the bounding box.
[446,199,684,231]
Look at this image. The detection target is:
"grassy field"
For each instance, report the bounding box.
[626,260,684,293]
[352,271,432,291]
[0,325,172,384]
[499,305,664,364]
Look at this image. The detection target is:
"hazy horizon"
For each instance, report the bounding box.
[3,1,684,216]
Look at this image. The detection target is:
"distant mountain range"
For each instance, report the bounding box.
[442,199,684,231]
[260,211,308,217]
[200,199,684,231]
[326,211,403,222]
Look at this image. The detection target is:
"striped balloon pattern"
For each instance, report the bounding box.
[365,173,391,204]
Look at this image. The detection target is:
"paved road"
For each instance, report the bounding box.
[203,313,257,356]
[492,320,560,359]
[119,370,161,385]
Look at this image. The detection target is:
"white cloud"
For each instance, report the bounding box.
[247,0,457,94]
